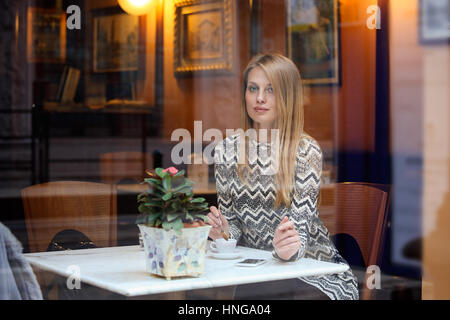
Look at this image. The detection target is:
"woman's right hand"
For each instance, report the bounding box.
[206,206,230,240]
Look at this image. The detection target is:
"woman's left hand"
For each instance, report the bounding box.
[272,216,301,261]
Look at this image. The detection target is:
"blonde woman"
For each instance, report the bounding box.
[206,53,359,300]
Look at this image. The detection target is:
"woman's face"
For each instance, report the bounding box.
[245,66,278,130]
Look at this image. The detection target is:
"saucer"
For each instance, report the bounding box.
[208,250,241,260]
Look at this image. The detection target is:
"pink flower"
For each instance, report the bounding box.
[163,167,178,176]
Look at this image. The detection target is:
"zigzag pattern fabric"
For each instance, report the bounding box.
[214,133,359,300]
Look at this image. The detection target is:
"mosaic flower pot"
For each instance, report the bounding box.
[138,224,211,280]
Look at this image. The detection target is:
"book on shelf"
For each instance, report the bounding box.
[43,67,81,108]
[55,66,69,102]
[60,67,80,103]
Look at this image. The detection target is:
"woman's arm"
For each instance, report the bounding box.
[273,138,323,261]
[213,141,242,242]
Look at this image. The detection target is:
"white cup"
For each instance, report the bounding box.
[210,238,237,253]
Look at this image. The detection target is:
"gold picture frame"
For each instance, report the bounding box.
[287,0,340,85]
[27,8,66,63]
[174,0,234,75]
[92,6,146,73]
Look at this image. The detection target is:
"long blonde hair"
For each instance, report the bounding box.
[238,53,305,209]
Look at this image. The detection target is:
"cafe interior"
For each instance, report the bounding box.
[0,0,449,300]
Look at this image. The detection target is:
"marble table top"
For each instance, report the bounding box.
[25,245,348,297]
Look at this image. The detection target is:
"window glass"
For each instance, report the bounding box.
[0,0,448,300]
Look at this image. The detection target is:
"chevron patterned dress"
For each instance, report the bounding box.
[213,133,359,300]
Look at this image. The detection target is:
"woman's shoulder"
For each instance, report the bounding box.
[296,133,322,159]
[213,133,241,163]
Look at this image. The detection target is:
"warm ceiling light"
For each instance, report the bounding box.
[118,0,154,15]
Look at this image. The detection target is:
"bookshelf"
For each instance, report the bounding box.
[42,100,154,114]
[32,101,160,184]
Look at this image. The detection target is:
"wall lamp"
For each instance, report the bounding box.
[118,0,155,15]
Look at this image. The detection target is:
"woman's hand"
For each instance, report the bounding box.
[206,206,230,240]
[273,216,301,261]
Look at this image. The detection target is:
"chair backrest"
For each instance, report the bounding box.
[22,181,117,253]
[318,182,389,268]
[99,151,153,185]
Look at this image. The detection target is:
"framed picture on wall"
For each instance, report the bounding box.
[174,0,234,75]
[419,0,450,44]
[92,6,146,73]
[27,8,66,63]
[287,0,340,85]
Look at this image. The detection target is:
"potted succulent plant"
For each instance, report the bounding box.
[136,166,211,279]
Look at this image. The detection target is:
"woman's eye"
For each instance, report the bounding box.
[248,86,258,92]
[266,87,273,94]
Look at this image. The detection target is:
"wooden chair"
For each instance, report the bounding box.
[22,181,117,253]
[318,182,390,300]
[99,151,153,185]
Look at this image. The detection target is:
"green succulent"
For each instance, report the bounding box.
[136,167,209,234]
